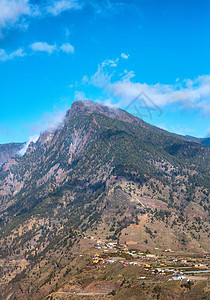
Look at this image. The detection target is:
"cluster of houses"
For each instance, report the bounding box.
[84,236,209,282]
[91,254,152,268]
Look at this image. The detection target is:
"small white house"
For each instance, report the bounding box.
[172,275,185,280]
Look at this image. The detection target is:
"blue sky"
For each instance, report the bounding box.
[0,0,209,144]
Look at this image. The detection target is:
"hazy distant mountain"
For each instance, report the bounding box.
[175,134,210,147]
[0,142,25,166]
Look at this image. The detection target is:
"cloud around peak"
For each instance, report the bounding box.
[18,134,39,156]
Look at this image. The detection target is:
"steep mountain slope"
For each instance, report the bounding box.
[0,100,209,299]
[0,142,25,166]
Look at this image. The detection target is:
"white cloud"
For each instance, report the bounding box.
[0,0,31,33]
[121,53,129,59]
[0,47,25,61]
[0,41,75,62]
[90,58,119,88]
[121,70,135,80]
[60,43,74,53]
[18,134,39,156]
[88,57,210,115]
[30,42,57,54]
[90,64,111,88]
[46,0,82,16]
[30,41,75,55]
[110,75,210,115]
[32,109,67,135]
[101,58,119,67]
[0,0,82,38]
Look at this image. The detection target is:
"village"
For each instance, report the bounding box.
[81,236,210,283]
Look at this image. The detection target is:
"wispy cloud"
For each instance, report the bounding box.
[18,103,73,155]
[89,0,126,17]
[0,0,125,40]
[18,134,39,156]
[0,0,82,39]
[121,70,135,80]
[89,58,119,87]
[121,53,129,59]
[46,0,82,16]
[60,43,74,53]
[101,58,119,67]
[32,108,67,134]
[0,41,75,62]
[110,75,210,115]
[87,57,210,115]
[0,47,25,61]
[0,0,31,33]
[30,41,75,55]
[17,109,66,156]
[30,42,57,54]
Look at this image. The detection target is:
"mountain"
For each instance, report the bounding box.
[0,142,25,166]
[0,100,209,299]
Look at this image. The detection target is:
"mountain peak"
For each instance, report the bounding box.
[67,100,147,127]
[68,100,120,116]
[71,99,100,109]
